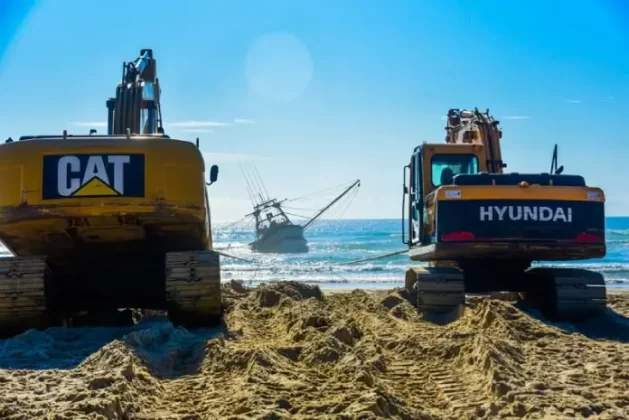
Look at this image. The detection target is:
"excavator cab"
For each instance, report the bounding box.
[403,142,485,246]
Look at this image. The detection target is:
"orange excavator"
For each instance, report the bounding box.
[403,108,606,321]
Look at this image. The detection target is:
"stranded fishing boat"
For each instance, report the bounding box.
[248,198,308,253]
[239,162,360,254]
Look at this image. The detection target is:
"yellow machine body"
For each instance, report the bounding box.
[0,135,211,258]
[408,142,605,262]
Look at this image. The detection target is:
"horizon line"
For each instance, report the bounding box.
[213,215,629,224]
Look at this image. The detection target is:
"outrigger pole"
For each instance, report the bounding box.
[302,180,361,230]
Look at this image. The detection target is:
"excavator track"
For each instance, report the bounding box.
[0,256,49,335]
[406,266,465,319]
[165,250,222,328]
[524,267,607,321]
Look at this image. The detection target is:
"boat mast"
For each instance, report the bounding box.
[302,179,360,230]
[240,161,271,207]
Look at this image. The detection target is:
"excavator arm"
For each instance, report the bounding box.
[106,49,163,136]
[445,108,506,173]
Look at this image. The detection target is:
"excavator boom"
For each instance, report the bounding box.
[106,49,163,136]
[445,108,505,173]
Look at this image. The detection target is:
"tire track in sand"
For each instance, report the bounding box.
[1,282,629,419]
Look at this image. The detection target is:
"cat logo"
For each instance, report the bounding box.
[42,154,145,199]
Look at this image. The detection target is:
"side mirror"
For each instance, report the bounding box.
[556,165,564,175]
[207,165,219,186]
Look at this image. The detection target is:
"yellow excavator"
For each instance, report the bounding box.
[403,108,606,321]
[0,49,222,335]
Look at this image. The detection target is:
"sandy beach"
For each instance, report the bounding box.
[0,281,628,419]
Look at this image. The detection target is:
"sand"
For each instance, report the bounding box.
[0,282,629,419]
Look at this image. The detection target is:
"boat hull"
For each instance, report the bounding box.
[250,224,309,254]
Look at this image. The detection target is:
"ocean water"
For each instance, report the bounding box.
[1,218,627,290]
[215,217,629,289]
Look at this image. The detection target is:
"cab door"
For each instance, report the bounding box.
[409,148,424,246]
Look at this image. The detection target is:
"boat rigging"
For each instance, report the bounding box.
[236,161,361,253]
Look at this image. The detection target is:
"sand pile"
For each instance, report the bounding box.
[0,281,628,419]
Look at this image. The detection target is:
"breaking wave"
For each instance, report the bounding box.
[3,219,629,288]
[215,219,629,288]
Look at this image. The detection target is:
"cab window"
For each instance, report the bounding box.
[431,154,479,187]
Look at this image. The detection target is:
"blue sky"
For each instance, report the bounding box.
[0,0,628,221]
